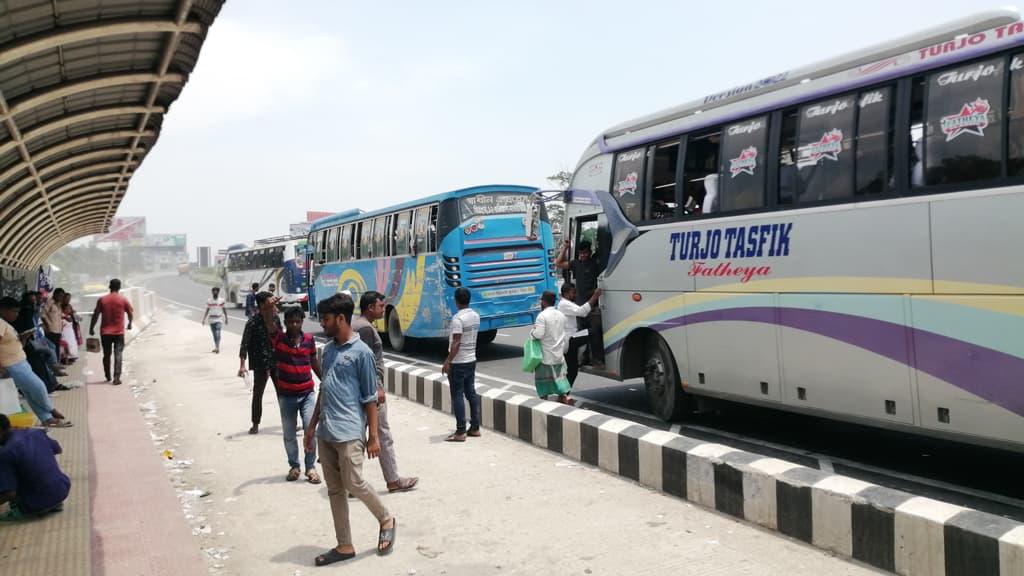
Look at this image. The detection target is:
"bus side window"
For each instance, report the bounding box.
[427,205,438,252]
[646,140,680,220]
[612,146,645,222]
[778,110,798,204]
[340,224,352,261]
[1009,53,1024,176]
[393,211,411,256]
[922,57,1004,186]
[855,86,893,196]
[682,129,721,214]
[360,220,373,259]
[719,116,768,212]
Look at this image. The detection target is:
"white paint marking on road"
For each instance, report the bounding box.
[497,333,511,338]
[818,458,835,473]
[669,424,682,435]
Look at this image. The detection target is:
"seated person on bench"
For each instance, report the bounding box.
[0,413,71,520]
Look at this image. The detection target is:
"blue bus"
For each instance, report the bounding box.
[307,185,557,351]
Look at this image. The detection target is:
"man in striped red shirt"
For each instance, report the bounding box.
[273,306,323,484]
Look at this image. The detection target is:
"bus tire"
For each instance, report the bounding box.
[643,333,689,422]
[387,309,407,352]
[478,329,497,346]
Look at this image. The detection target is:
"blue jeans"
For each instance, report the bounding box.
[278,391,316,470]
[209,321,222,349]
[6,360,53,422]
[448,362,480,434]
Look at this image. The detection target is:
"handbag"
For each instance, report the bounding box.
[521,338,543,372]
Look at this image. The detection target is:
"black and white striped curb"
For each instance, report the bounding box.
[383,359,1024,576]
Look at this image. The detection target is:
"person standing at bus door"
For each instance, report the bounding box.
[557,283,602,399]
[201,286,228,354]
[352,291,418,492]
[244,282,260,318]
[530,290,569,403]
[88,279,133,386]
[238,292,281,435]
[555,239,604,370]
[441,287,481,442]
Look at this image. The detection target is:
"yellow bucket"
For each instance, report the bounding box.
[8,412,35,428]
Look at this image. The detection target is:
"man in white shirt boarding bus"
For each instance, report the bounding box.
[557,283,602,395]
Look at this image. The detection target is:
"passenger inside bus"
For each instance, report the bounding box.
[682,130,721,214]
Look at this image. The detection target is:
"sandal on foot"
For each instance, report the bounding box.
[42,418,72,428]
[444,433,466,442]
[286,467,301,482]
[466,428,481,437]
[387,477,418,493]
[314,548,355,566]
[306,470,321,484]
[377,518,397,556]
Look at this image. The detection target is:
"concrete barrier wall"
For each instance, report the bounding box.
[380,359,1024,576]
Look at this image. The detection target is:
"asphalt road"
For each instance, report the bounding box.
[138,273,1024,521]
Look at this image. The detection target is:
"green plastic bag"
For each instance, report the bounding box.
[522,339,543,372]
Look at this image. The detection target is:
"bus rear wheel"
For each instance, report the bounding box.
[478,329,497,346]
[643,333,690,421]
[387,310,408,352]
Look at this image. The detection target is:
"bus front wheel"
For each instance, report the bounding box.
[643,334,690,421]
[478,329,497,346]
[387,310,407,352]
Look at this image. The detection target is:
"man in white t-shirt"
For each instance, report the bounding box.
[557,283,602,391]
[201,286,228,353]
[530,290,568,403]
[441,287,481,442]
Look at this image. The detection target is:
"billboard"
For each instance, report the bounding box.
[306,211,334,222]
[146,234,186,248]
[96,217,146,242]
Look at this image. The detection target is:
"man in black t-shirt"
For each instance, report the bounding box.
[555,239,604,369]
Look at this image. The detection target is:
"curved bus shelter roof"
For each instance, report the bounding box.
[0,0,225,269]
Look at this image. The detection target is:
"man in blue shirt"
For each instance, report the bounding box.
[304,293,396,566]
[0,413,71,520]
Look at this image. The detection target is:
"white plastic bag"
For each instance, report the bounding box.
[242,371,253,391]
[0,378,21,415]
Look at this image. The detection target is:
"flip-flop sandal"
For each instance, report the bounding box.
[314,548,355,566]
[444,433,466,442]
[377,518,397,556]
[42,419,72,428]
[286,467,300,482]
[387,477,418,493]
[306,470,321,484]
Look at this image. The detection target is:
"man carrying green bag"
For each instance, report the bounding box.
[528,290,572,404]
[521,338,543,372]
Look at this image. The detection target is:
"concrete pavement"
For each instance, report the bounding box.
[118,309,882,575]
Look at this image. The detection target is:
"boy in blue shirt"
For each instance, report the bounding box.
[305,293,396,566]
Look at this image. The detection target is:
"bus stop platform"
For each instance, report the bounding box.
[0,310,886,576]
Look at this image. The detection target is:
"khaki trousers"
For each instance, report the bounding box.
[318,437,391,547]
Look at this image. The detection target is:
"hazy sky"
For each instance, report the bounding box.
[116,0,992,254]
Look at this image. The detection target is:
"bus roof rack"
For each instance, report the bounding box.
[253,234,304,246]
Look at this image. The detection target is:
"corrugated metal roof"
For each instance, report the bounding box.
[0,0,224,268]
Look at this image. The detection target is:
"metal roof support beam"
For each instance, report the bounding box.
[0,105,163,158]
[0,131,151,186]
[106,0,194,224]
[4,203,112,263]
[22,219,108,266]
[0,19,204,68]
[3,73,185,119]
[0,182,123,243]
[0,94,65,241]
